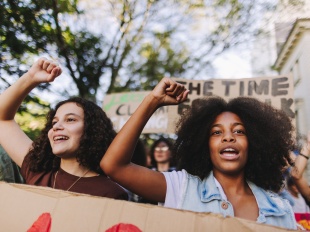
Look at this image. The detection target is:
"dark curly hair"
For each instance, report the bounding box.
[131,139,147,167]
[174,96,297,192]
[150,137,174,168]
[26,97,116,174]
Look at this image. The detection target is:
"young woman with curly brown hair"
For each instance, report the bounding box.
[101,77,298,229]
[0,58,127,199]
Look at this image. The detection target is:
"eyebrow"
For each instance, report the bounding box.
[211,122,244,128]
[52,113,83,120]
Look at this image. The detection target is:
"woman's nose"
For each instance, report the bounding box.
[52,121,63,131]
[221,132,235,142]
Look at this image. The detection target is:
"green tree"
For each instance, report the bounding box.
[1,0,303,103]
[15,97,50,140]
[0,0,79,102]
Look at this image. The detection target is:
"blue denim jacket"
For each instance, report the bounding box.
[180,171,297,230]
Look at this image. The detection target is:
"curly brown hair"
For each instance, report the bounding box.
[174,96,297,192]
[26,97,116,174]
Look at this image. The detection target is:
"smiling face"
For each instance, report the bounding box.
[47,102,85,159]
[209,111,248,177]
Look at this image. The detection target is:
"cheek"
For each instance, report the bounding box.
[76,132,84,146]
[241,138,249,152]
[47,129,53,141]
[164,151,171,158]
[154,152,160,158]
[73,125,84,139]
[209,138,218,153]
[209,152,217,164]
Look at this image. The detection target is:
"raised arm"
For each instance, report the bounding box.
[291,131,310,180]
[0,58,62,167]
[100,77,188,202]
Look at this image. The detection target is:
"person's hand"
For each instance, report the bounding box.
[26,57,62,84]
[151,77,189,106]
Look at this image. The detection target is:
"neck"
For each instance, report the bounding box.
[60,159,96,177]
[289,189,299,198]
[213,170,249,195]
[156,162,170,172]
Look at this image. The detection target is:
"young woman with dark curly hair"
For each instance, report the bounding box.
[0,58,127,199]
[101,77,298,229]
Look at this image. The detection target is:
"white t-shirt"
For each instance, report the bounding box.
[161,170,227,208]
[291,193,310,213]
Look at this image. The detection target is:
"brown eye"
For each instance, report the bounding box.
[66,118,76,122]
[234,129,245,134]
[211,131,221,135]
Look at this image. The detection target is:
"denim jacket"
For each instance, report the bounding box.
[179,171,297,230]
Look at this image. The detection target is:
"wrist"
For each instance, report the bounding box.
[301,146,310,157]
[146,93,163,109]
[21,72,40,88]
[299,153,309,160]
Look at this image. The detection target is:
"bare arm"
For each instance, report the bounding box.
[291,131,310,180]
[0,58,62,167]
[100,77,188,202]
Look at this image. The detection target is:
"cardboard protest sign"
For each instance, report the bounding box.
[103,75,294,134]
[0,182,294,232]
[103,91,169,133]
[168,76,295,132]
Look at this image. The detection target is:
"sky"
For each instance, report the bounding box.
[213,51,252,79]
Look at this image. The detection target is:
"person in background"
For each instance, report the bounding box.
[0,58,127,200]
[139,137,176,204]
[0,145,24,183]
[286,176,310,213]
[101,77,298,230]
[291,131,310,204]
[131,139,147,168]
[150,137,175,172]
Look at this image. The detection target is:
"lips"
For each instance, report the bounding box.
[219,147,240,159]
[53,135,69,141]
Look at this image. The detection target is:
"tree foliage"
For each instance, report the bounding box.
[15,97,50,140]
[1,0,299,103]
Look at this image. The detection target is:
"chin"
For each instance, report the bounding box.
[223,168,244,176]
[52,150,69,157]
[53,153,64,158]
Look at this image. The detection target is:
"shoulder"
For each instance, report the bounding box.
[97,175,124,188]
[91,175,128,200]
[264,188,289,204]
[266,190,292,208]
[167,167,176,172]
[163,169,188,181]
[98,175,127,193]
[249,182,293,212]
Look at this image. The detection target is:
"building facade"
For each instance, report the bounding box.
[274,18,310,136]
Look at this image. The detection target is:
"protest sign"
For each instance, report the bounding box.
[103,91,169,133]
[168,75,295,132]
[103,75,294,134]
[0,182,294,232]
